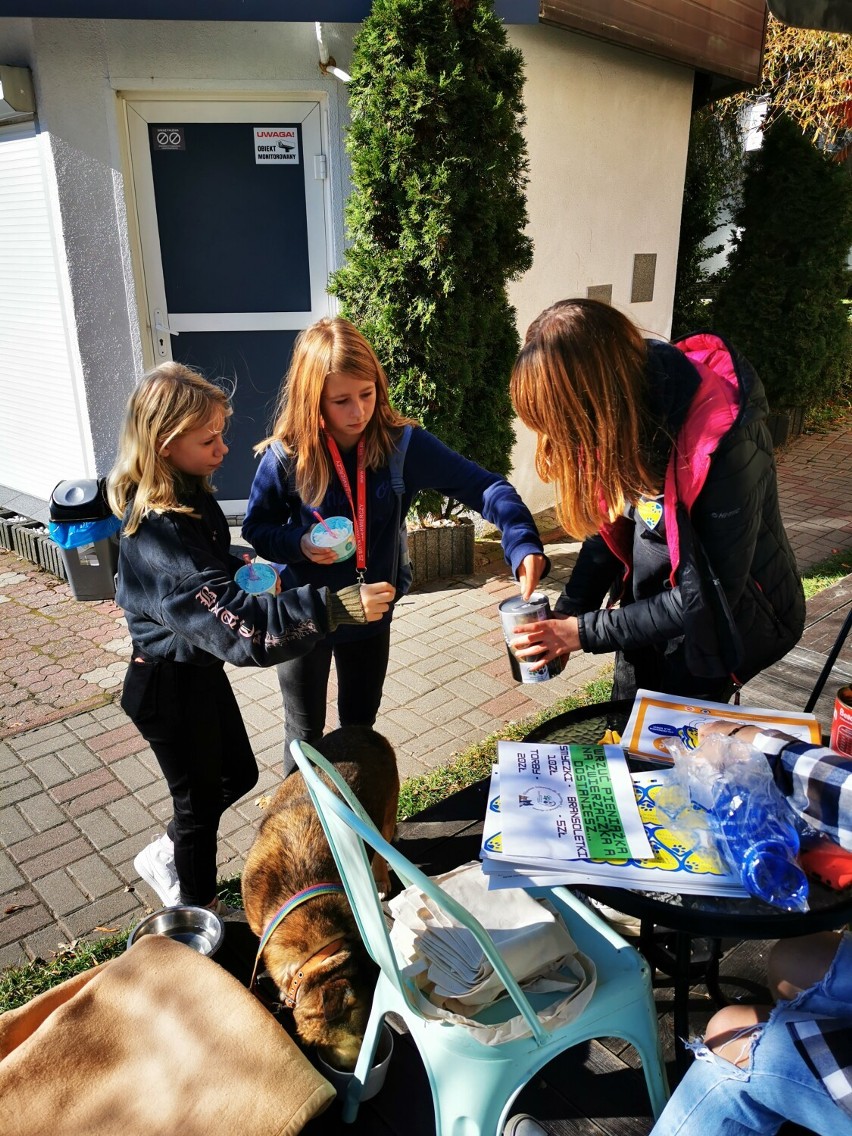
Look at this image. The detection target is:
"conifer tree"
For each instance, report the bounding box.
[330,0,532,517]
[712,113,852,410]
[672,107,742,339]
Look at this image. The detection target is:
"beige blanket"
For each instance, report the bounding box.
[0,935,336,1136]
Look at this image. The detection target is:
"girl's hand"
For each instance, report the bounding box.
[360,582,396,621]
[517,553,548,600]
[510,614,579,666]
[300,531,337,565]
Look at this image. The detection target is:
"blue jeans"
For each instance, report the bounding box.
[651,933,852,1136]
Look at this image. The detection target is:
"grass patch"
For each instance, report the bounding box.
[801,547,852,600]
[0,932,128,1014]
[397,671,613,818]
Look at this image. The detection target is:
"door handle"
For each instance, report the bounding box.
[154,310,179,336]
[153,309,178,358]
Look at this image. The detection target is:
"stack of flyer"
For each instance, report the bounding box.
[620,689,821,763]
[480,739,748,897]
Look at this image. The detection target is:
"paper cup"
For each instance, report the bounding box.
[309,516,355,562]
[235,562,278,595]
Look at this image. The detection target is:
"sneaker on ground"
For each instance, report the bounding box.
[133,833,181,907]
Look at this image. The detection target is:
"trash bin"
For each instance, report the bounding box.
[49,478,121,601]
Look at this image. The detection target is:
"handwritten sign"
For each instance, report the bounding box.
[496,741,652,863]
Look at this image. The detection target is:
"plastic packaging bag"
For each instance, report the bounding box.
[48,516,121,550]
[666,733,809,912]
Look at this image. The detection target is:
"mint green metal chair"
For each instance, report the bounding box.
[290,740,670,1134]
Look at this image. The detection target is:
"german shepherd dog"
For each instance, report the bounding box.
[241,726,399,1071]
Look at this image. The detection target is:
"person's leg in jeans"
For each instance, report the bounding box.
[651,933,852,1136]
[334,625,391,731]
[133,660,257,905]
[650,1005,846,1136]
[277,642,333,774]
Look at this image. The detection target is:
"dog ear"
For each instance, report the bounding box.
[321,978,356,1023]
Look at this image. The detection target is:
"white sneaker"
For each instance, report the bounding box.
[134,833,181,907]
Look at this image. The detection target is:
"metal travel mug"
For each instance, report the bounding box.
[498,592,565,684]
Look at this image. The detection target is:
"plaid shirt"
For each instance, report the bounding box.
[771,742,852,852]
[788,1015,852,1118]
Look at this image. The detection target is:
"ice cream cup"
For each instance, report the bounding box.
[309,516,355,562]
[235,561,278,595]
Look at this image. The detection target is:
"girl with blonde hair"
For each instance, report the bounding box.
[507,298,804,702]
[243,316,547,771]
[108,361,394,911]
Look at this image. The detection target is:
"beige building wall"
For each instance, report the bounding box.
[507,24,694,516]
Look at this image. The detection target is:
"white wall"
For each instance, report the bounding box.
[506,25,694,514]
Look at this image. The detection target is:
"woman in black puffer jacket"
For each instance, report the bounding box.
[508,298,805,702]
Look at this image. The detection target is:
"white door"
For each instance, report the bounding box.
[125,98,330,511]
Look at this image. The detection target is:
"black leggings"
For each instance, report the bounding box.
[275,626,392,774]
[120,656,258,905]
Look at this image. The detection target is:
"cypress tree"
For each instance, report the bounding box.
[712,113,852,411]
[672,106,742,339]
[330,0,532,517]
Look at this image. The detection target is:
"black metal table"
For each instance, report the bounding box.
[524,700,852,1075]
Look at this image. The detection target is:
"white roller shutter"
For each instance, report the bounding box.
[0,121,91,502]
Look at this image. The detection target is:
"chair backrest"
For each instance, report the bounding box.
[290,740,549,1044]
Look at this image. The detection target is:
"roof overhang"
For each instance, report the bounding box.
[0,1,537,21]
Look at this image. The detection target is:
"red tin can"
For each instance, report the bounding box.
[830,684,852,756]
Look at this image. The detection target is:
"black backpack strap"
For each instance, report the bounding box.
[388,426,413,591]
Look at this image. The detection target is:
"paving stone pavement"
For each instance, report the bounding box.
[2,411,852,969]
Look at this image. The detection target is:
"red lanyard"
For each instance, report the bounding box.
[324,433,367,581]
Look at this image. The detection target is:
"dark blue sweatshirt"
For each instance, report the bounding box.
[242,426,547,643]
[115,484,366,666]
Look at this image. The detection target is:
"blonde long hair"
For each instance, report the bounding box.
[108,361,231,536]
[257,317,416,506]
[510,299,660,540]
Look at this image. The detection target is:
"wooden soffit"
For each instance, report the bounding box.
[540,0,768,87]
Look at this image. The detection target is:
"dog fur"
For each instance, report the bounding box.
[241,726,399,1070]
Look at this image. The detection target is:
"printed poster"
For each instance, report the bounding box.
[622,689,821,764]
[496,741,653,863]
[480,767,748,897]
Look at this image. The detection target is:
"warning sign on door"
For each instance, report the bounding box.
[254,127,300,165]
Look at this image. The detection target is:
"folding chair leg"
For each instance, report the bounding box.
[804,607,852,713]
[342,1005,385,1123]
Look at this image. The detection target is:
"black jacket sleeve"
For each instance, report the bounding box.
[117,510,361,666]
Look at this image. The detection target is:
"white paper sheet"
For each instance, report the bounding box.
[496,741,653,862]
[481,766,748,897]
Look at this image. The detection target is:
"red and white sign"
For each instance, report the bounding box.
[253,126,300,165]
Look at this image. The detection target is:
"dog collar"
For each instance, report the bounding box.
[282,936,346,1009]
[249,882,346,995]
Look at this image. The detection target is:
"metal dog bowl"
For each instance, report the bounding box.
[126,905,224,957]
[316,1022,394,1101]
